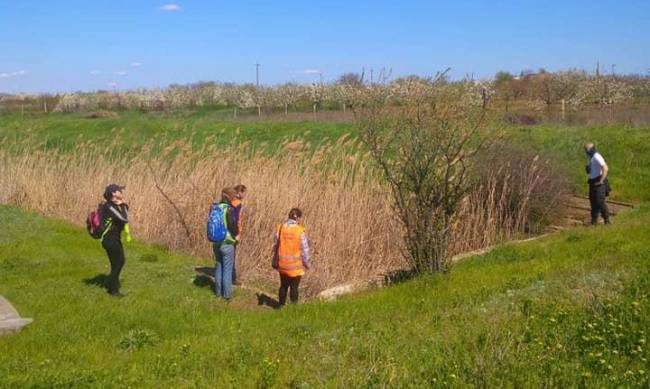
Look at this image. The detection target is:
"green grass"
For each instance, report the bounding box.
[1,204,648,387]
[509,125,650,202]
[0,111,356,156]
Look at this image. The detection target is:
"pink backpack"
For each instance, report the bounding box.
[86,203,106,239]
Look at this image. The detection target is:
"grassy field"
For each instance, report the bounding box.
[0,203,648,387]
[1,113,649,387]
[0,111,354,156]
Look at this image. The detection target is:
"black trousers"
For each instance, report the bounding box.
[102,238,125,295]
[589,182,610,224]
[278,274,301,305]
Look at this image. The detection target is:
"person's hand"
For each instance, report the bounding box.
[595,181,603,186]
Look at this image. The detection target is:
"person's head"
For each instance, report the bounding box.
[288,208,303,221]
[104,184,125,203]
[221,187,237,204]
[234,184,247,200]
[584,142,596,157]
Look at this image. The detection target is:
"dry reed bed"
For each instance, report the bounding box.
[0,138,565,296]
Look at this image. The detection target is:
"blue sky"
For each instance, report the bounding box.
[1,0,649,93]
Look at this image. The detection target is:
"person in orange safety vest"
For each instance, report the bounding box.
[272,208,311,306]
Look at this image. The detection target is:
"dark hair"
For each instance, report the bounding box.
[288,208,302,220]
[103,184,125,201]
[234,184,247,193]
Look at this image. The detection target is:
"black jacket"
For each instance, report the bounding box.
[101,202,129,241]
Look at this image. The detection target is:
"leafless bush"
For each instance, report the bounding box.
[357,76,498,273]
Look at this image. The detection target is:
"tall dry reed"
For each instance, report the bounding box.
[0,137,566,295]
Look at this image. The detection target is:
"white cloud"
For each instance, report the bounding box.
[107,82,118,88]
[303,69,320,75]
[114,71,127,76]
[89,70,101,75]
[160,4,181,12]
[0,70,28,79]
[130,62,143,68]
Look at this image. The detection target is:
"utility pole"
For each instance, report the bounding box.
[596,61,600,77]
[255,63,260,87]
[611,64,616,76]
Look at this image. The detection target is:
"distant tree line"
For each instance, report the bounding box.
[1,69,649,116]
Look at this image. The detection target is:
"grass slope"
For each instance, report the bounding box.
[0,111,354,156]
[1,204,648,387]
[509,125,650,202]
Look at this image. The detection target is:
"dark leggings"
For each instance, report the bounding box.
[589,182,610,224]
[102,238,125,295]
[279,274,301,305]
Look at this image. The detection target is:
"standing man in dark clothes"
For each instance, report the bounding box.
[101,184,132,297]
[584,143,611,225]
[230,184,247,285]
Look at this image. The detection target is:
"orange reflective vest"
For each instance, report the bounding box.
[277,223,306,277]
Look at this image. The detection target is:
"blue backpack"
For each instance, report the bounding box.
[206,203,229,242]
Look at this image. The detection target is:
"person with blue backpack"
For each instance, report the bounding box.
[207,187,239,301]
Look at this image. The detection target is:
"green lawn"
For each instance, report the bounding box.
[0,111,355,156]
[1,204,648,387]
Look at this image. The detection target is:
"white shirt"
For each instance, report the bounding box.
[589,152,606,180]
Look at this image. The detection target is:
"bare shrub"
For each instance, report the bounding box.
[357,77,496,273]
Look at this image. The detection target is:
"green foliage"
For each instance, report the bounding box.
[118,329,160,352]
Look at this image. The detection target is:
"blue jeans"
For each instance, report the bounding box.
[213,243,235,300]
[232,246,237,283]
